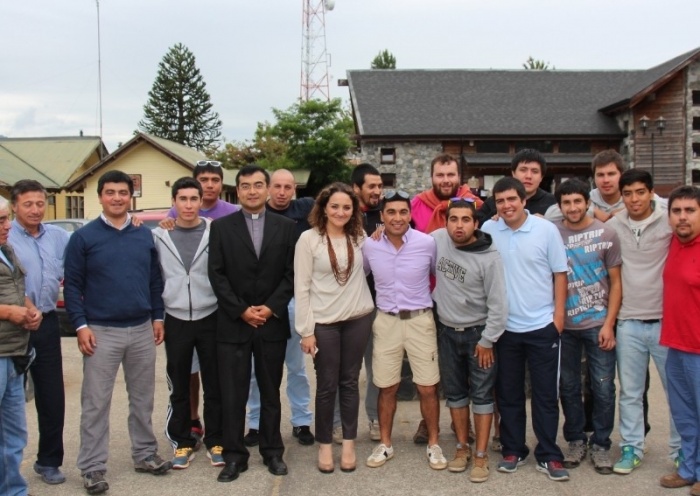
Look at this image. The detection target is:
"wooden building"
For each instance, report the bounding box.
[345,47,700,197]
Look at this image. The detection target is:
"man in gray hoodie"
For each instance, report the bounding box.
[607,169,680,474]
[153,177,223,471]
[432,198,507,483]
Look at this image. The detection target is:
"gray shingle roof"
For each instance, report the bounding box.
[347,48,700,138]
[348,69,640,137]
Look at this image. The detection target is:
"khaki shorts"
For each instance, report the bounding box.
[372,310,440,388]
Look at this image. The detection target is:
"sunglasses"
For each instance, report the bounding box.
[383,190,410,202]
[195,160,222,167]
[448,197,476,207]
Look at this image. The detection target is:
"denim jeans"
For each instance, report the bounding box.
[560,327,616,449]
[248,298,313,429]
[0,357,28,496]
[437,322,496,414]
[616,319,680,459]
[667,349,700,482]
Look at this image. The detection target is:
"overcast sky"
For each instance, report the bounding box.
[2,0,698,152]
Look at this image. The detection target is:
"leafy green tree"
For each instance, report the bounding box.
[138,43,222,151]
[208,140,260,169]
[371,49,397,69]
[261,98,353,196]
[523,56,554,70]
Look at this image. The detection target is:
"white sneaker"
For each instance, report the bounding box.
[366,443,394,468]
[332,426,343,445]
[427,444,448,470]
[369,420,381,442]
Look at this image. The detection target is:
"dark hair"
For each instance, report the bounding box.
[193,161,223,179]
[97,170,134,195]
[668,185,700,215]
[555,179,590,205]
[171,177,203,199]
[309,182,364,243]
[492,177,526,201]
[351,163,381,189]
[591,150,625,174]
[511,149,546,176]
[430,153,460,176]
[10,179,47,204]
[236,164,270,186]
[619,169,653,192]
[446,199,477,220]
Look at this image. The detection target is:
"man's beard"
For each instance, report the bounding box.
[433,184,458,200]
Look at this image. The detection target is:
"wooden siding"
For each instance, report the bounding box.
[633,72,686,195]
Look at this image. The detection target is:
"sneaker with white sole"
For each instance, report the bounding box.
[497,455,526,473]
[369,420,381,442]
[207,445,225,467]
[366,443,394,468]
[536,460,570,481]
[172,447,195,469]
[427,444,448,470]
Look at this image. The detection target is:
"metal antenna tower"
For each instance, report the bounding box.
[300,0,334,101]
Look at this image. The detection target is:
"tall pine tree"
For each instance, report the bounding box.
[138,43,222,151]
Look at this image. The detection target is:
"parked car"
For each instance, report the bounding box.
[44,218,90,233]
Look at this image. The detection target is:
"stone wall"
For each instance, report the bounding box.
[355,141,442,194]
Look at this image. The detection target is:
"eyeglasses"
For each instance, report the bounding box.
[448,197,476,207]
[383,190,410,202]
[195,160,222,167]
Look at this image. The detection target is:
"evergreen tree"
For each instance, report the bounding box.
[523,56,554,70]
[138,43,222,151]
[371,49,397,69]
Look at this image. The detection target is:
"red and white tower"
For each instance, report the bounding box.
[300,0,335,101]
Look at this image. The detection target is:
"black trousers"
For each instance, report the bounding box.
[164,312,222,449]
[218,336,286,464]
[496,323,564,463]
[29,311,65,467]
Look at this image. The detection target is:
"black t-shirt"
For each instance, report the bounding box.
[266,197,314,242]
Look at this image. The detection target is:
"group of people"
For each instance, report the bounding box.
[2,147,700,496]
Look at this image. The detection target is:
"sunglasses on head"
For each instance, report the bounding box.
[195,160,222,167]
[448,197,476,207]
[383,190,410,202]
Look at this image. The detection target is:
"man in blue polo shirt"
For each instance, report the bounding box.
[481,177,569,482]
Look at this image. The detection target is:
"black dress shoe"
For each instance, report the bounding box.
[263,456,288,476]
[293,426,315,446]
[243,429,259,447]
[217,462,248,482]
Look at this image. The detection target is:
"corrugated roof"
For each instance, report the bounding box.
[348,69,639,137]
[0,136,106,189]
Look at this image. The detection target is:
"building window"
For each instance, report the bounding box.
[66,196,84,218]
[558,141,592,154]
[515,141,554,153]
[380,148,396,164]
[693,169,700,184]
[380,173,396,188]
[693,143,700,159]
[693,90,700,106]
[694,117,700,131]
[475,141,509,153]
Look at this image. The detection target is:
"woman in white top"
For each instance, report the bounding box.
[295,182,374,474]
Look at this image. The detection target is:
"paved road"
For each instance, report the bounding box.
[22,338,678,495]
